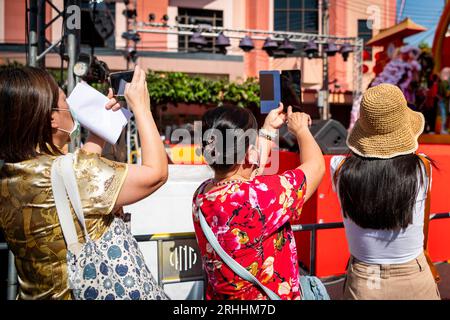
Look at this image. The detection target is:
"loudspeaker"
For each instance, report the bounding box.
[279,119,349,154]
[91,4,115,40]
[279,123,297,148]
[80,3,115,47]
[309,119,349,154]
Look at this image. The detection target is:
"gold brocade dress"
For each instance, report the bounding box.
[0,149,128,300]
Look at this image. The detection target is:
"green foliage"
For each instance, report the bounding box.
[0,60,23,70]
[0,61,261,108]
[90,82,110,94]
[47,68,68,87]
[418,41,431,52]
[146,71,260,108]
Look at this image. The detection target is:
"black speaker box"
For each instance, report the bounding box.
[310,119,349,154]
[279,119,349,154]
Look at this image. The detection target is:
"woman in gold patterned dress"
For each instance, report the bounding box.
[0,65,168,299]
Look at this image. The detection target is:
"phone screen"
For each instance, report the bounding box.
[109,71,134,96]
[260,73,275,101]
[281,70,302,111]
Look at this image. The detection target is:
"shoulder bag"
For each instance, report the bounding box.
[198,207,330,300]
[51,153,169,300]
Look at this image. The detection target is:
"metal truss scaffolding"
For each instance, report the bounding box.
[27,0,82,94]
[128,22,364,160]
[134,21,364,108]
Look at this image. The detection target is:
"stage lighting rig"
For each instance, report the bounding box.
[122,8,137,19]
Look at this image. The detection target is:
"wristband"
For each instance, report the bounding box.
[259,128,278,141]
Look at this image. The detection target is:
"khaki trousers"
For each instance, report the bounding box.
[343,252,441,300]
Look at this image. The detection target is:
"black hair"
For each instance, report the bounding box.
[337,153,428,230]
[0,66,61,163]
[201,106,258,174]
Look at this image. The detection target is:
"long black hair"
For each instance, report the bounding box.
[201,106,258,174]
[337,153,428,230]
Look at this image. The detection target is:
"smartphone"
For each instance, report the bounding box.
[259,70,281,114]
[109,70,134,96]
[281,70,302,112]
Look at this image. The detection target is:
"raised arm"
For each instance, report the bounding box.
[255,104,286,176]
[82,88,121,155]
[286,106,325,202]
[113,66,168,210]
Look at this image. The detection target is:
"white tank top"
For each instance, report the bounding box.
[331,155,428,265]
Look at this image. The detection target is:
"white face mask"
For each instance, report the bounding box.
[249,145,261,167]
[58,120,81,142]
[53,108,81,142]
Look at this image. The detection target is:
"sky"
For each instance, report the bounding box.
[396,0,446,46]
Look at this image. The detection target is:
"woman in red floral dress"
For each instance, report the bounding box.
[192,104,325,300]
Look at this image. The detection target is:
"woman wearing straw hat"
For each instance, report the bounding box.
[331,83,440,300]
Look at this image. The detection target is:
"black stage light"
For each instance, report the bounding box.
[124,47,138,63]
[279,38,296,54]
[73,52,110,83]
[122,31,141,43]
[239,35,254,52]
[189,32,208,49]
[122,8,137,19]
[304,40,318,59]
[340,43,353,62]
[216,32,230,47]
[262,37,278,56]
[325,41,339,56]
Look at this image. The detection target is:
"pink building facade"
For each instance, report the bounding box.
[0,0,396,115]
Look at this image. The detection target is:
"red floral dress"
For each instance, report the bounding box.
[192,169,307,300]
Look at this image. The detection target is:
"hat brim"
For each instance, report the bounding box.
[347,109,425,159]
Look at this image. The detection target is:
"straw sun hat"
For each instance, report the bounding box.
[347,83,425,159]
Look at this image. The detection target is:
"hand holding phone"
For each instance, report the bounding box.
[259,71,281,114]
[286,106,312,136]
[280,70,302,112]
[123,65,150,114]
[263,103,286,131]
[109,70,135,97]
[259,69,302,114]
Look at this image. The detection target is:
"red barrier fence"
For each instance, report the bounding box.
[278,144,450,277]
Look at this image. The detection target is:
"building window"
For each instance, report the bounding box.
[358,20,373,61]
[80,0,116,49]
[274,0,319,33]
[177,8,223,53]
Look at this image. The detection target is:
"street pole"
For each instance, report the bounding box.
[37,0,46,68]
[65,0,81,152]
[322,0,330,120]
[66,0,80,95]
[28,0,38,67]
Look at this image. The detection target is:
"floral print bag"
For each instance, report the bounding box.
[51,153,168,300]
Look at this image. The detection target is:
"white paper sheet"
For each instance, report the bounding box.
[66,82,132,144]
